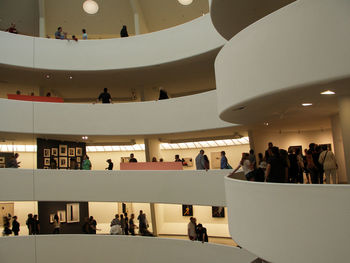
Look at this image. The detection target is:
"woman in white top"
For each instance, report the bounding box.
[319,146,338,184]
[230,153,254,181]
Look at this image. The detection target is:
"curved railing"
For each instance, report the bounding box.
[225,177,350,263]
[0,90,235,135]
[0,169,243,206]
[0,15,226,71]
[214,0,350,124]
[0,235,256,263]
[210,0,295,40]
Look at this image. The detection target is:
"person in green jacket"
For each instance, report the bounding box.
[82,154,92,170]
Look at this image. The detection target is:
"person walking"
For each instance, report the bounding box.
[220,151,229,169]
[319,145,338,184]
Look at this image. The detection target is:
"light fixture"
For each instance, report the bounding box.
[321,90,335,95]
[69,76,73,80]
[302,103,313,107]
[264,122,269,126]
[45,74,50,79]
[82,136,88,140]
[83,0,99,14]
[178,0,193,6]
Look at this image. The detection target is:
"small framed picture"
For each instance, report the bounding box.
[212,206,225,218]
[68,148,75,157]
[49,214,55,223]
[58,210,66,223]
[76,157,81,163]
[60,157,67,168]
[77,163,81,168]
[0,157,5,163]
[182,205,193,216]
[67,203,80,223]
[44,149,51,158]
[76,147,82,157]
[51,148,58,156]
[59,145,67,156]
[44,158,50,166]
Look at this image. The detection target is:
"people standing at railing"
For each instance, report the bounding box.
[12,216,20,236]
[265,147,288,183]
[106,159,113,170]
[82,29,88,40]
[230,153,254,181]
[204,154,210,170]
[195,150,207,170]
[175,154,182,163]
[288,148,299,183]
[158,88,169,100]
[82,155,92,170]
[152,157,157,162]
[129,153,137,162]
[187,217,197,241]
[7,153,20,168]
[220,151,231,169]
[55,27,67,40]
[249,149,257,169]
[319,145,338,184]
[97,88,112,104]
[6,23,18,34]
[120,25,129,38]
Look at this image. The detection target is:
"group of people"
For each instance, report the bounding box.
[195,150,232,170]
[2,214,20,236]
[110,210,151,236]
[230,142,338,184]
[54,25,129,41]
[187,217,208,243]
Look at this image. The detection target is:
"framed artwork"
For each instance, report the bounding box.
[59,145,67,156]
[44,149,50,158]
[0,164,5,168]
[44,158,50,166]
[182,205,193,216]
[76,157,81,163]
[288,146,302,154]
[210,152,222,169]
[77,163,81,169]
[68,148,75,157]
[319,144,332,151]
[76,147,82,157]
[59,157,67,168]
[212,206,225,218]
[67,203,80,223]
[49,214,55,223]
[0,157,5,164]
[54,158,58,166]
[121,157,130,163]
[183,158,193,167]
[57,210,66,223]
[51,148,58,156]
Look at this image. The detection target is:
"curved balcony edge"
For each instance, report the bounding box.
[0,15,226,71]
[224,177,350,263]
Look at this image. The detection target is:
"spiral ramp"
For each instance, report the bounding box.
[211,0,350,262]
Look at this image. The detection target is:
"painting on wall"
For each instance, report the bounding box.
[44,149,51,158]
[59,157,67,168]
[49,214,55,223]
[59,145,67,156]
[68,148,75,157]
[210,152,222,169]
[57,210,66,223]
[0,157,5,164]
[76,147,82,157]
[51,148,58,156]
[182,205,193,216]
[66,203,80,223]
[44,158,50,166]
[76,157,81,163]
[182,158,193,167]
[319,144,332,151]
[121,157,130,163]
[212,206,225,218]
[288,146,302,154]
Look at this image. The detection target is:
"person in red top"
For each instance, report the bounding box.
[6,23,18,34]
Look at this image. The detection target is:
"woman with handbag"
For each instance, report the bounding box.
[319,145,338,184]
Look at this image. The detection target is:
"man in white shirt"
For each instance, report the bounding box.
[187,217,197,241]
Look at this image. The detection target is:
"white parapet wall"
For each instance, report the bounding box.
[225,177,350,263]
[0,235,256,263]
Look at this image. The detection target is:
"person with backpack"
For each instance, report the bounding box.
[319,145,338,184]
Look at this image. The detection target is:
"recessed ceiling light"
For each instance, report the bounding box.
[45,74,50,79]
[83,0,99,14]
[302,103,313,107]
[321,90,335,95]
[178,0,193,5]
[82,136,88,140]
[264,122,269,126]
[69,76,73,79]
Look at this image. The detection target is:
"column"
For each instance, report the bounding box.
[248,130,255,151]
[38,0,46,37]
[144,138,161,236]
[338,96,350,183]
[331,114,347,183]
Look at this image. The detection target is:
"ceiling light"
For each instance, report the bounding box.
[83,0,99,14]
[178,0,193,5]
[264,122,269,126]
[69,76,73,80]
[82,136,88,140]
[45,74,50,79]
[321,90,335,95]
[302,103,313,107]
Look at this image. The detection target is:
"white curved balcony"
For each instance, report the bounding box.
[0,169,240,206]
[210,0,295,40]
[0,90,235,135]
[0,235,256,263]
[225,177,350,263]
[0,15,226,71]
[214,0,350,124]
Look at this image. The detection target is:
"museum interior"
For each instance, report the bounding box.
[0,0,349,263]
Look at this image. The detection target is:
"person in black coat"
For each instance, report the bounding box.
[120,25,129,38]
[196,224,208,243]
[12,216,20,236]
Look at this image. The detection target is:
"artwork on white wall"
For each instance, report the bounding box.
[51,148,58,156]
[121,157,130,163]
[59,157,67,168]
[68,148,75,157]
[44,158,50,166]
[212,206,225,218]
[182,158,193,167]
[210,152,221,169]
[57,210,66,223]
[76,147,82,156]
[44,149,51,158]
[67,203,80,223]
[59,145,67,156]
